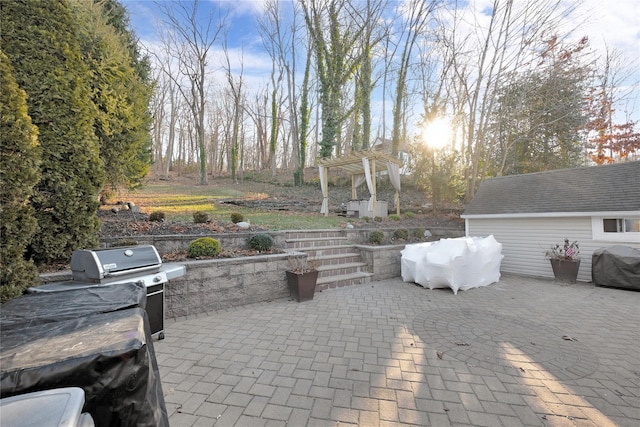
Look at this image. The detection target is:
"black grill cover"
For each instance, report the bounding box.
[0,285,168,427]
[592,245,640,290]
[1,308,168,427]
[1,282,147,329]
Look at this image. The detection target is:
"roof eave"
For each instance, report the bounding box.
[461,210,640,219]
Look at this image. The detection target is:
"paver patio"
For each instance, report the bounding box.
[155,273,640,426]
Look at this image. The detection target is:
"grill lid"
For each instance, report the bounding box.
[71,245,162,281]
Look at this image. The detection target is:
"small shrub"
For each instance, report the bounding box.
[193,211,209,224]
[405,211,415,218]
[188,237,221,258]
[368,230,384,245]
[411,228,426,238]
[249,233,274,252]
[388,214,401,221]
[374,217,382,222]
[393,228,409,240]
[149,211,165,222]
[361,216,371,222]
[230,212,244,224]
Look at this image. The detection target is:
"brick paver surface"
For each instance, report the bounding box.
[155,274,640,426]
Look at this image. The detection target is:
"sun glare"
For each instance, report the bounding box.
[421,117,452,149]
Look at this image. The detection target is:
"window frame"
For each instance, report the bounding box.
[592,216,640,242]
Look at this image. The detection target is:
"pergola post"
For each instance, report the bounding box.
[323,168,329,217]
[351,174,357,199]
[371,159,376,219]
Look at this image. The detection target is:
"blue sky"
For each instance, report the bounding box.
[121,0,640,124]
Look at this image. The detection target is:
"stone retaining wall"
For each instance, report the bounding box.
[164,245,410,319]
[165,252,300,319]
[39,228,464,319]
[356,244,404,281]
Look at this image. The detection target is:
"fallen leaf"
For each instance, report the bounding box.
[455,341,470,346]
[437,351,444,359]
[562,335,577,341]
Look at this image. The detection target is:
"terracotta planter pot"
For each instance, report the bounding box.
[550,259,581,283]
[286,270,318,302]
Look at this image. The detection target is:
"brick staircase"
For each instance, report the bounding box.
[285,230,373,291]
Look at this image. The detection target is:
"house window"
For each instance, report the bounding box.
[603,218,640,233]
[593,217,640,242]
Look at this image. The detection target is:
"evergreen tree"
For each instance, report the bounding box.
[71,0,153,193]
[0,51,41,301]
[1,0,104,263]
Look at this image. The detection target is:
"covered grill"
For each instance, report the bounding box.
[29,245,185,339]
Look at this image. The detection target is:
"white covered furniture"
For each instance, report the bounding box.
[401,236,503,294]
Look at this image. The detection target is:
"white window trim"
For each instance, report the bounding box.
[591,216,640,243]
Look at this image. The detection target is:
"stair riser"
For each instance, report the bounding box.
[287,239,347,249]
[318,266,368,279]
[286,231,345,239]
[317,276,371,291]
[301,247,356,258]
[312,255,362,265]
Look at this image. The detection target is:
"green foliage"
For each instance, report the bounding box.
[249,234,274,252]
[368,230,385,245]
[488,38,590,176]
[70,0,153,191]
[149,211,166,222]
[230,212,244,224]
[2,0,104,263]
[393,228,409,240]
[193,211,209,224]
[411,228,426,239]
[410,145,465,212]
[388,214,401,221]
[188,237,221,258]
[0,51,40,301]
[405,211,415,218]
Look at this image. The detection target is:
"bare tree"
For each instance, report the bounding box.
[157,0,225,184]
[436,0,578,200]
[222,42,246,183]
[390,0,438,155]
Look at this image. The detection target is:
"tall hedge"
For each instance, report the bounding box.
[71,0,153,192]
[1,0,104,263]
[0,51,41,302]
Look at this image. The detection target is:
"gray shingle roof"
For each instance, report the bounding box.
[462,161,640,216]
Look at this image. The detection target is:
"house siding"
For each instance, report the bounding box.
[467,217,640,282]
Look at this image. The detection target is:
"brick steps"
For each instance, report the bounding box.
[285,230,372,291]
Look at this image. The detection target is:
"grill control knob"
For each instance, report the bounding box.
[153,275,162,283]
[124,249,134,257]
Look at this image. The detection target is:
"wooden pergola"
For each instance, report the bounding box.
[317,150,404,218]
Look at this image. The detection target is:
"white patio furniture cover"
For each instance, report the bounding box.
[401,236,503,294]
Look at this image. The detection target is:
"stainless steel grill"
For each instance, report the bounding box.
[29,245,186,339]
[70,245,162,283]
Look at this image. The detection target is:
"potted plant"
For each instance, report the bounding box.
[545,238,580,283]
[286,255,319,302]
